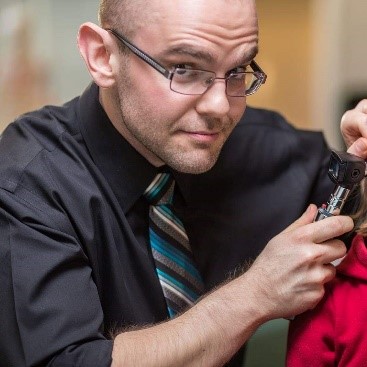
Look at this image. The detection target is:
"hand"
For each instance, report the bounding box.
[341,99,367,158]
[112,206,352,367]
[244,204,353,320]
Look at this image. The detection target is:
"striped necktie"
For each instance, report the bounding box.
[144,172,204,318]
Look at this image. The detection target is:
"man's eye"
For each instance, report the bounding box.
[174,64,193,75]
[175,64,190,69]
[174,66,202,79]
[176,68,189,75]
[229,66,247,75]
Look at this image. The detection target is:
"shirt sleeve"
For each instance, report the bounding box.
[0,192,113,367]
[286,285,336,367]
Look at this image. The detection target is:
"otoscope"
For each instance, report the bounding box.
[285,151,367,320]
[314,150,367,222]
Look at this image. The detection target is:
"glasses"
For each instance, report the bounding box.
[105,28,267,97]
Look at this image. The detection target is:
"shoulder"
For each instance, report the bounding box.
[235,105,326,144]
[0,98,81,193]
[0,97,102,232]
[218,106,329,176]
[240,105,294,128]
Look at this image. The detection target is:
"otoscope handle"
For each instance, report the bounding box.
[314,185,351,222]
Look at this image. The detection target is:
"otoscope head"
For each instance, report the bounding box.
[328,151,366,189]
[314,151,366,222]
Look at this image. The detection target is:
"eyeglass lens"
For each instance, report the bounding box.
[170,68,262,97]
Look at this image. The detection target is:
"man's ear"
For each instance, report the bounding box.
[78,22,116,88]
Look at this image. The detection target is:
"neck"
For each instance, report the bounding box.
[99,87,165,168]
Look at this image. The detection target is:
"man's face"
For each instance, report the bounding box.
[111,0,258,174]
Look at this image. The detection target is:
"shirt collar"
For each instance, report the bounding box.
[77,83,158,212]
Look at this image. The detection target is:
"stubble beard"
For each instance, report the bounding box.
[115,72,232,174]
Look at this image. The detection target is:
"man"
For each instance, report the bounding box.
[0,0,366,366]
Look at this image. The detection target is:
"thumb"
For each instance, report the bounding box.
[283,204,318,233]
[347,137,367,159]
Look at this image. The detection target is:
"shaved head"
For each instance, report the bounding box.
[99,0,257,38]
[98,0,152,38]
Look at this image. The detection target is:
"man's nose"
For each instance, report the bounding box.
[195,79,231,118]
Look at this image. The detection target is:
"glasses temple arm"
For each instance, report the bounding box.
[105,28,172,79]
[250,60,267,83]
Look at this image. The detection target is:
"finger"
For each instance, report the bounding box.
[347,137,367,159]
[303,265,336,312]
[341,99,367,148]
[354,99,367,113]
[321,263,337,284]
[310,215,353,244]
[283,204,318,233]
[315,239,347,264]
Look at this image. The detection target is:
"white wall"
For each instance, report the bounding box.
[311,0,367,149]
[0,0,99,124]
[46,0,99,101]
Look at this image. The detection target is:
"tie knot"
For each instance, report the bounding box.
[144,173,175,205]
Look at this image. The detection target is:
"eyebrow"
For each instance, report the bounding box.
[243,46,259,64]
[159,44,259,66]
[159,45,216,64]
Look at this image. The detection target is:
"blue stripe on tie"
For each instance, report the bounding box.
[156,268,198,301]
[145,172,204,317]
[150,229,203,282]
[167,307,176,317]
[146,174,171,202]
[156,205,185,231]
[151,233,203,282]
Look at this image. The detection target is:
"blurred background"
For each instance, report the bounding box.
[0,0,366,366]
[1,0,367,149]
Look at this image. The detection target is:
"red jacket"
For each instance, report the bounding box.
[286,234,367,367]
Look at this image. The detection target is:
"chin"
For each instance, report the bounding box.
[167,155,218,174]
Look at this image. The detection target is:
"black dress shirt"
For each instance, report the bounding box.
[0,83,333,366]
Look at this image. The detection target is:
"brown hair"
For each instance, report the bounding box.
[351,180,367,236]
[98,0,148,39]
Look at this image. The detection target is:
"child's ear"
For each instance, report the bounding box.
[77,22,116,88]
